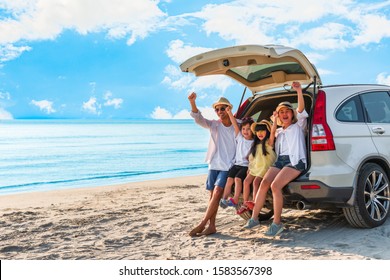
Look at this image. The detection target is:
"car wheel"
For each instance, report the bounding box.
[343,163,390,228]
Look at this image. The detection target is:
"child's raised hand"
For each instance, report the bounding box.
[188,92,197,102]
[292,81,302,91]
[225,106,232,114]
[271,110,279,125]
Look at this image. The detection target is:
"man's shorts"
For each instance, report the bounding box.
[272,155,306,172]
[206,169,229,191]
[227,165,248,181]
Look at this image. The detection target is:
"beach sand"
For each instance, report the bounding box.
[1,174,389,260]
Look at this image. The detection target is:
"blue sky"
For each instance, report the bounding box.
[0,0,390,120]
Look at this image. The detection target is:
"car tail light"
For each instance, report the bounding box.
[311,90,335,151]
[301,185,321,190]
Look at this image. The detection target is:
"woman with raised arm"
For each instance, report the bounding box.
[243,82,308,237]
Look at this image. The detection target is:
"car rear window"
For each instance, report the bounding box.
[336,95,364,122]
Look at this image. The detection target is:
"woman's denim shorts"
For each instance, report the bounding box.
[272,155,306,172]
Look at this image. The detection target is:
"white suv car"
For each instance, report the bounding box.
[181,45,390,228]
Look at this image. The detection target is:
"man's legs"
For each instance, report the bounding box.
[189,170,227,236]
[189,186,224,236]
[199,186,224,235]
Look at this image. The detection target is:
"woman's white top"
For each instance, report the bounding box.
[275,109,308,166]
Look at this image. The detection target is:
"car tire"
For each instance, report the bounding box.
[343,163,390,228]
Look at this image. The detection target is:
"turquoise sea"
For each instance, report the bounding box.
[0,119,209,195]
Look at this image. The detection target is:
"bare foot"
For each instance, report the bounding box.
[189,225,205,237]
[198,226,216,236]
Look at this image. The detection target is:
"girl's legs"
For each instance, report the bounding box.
[232,177,242,204]
[251,167,280,220]
[252,176,262,202]
[243,174,255,202]
[270,167,301,224]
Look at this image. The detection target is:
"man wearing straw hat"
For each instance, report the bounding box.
[188,92,236,236]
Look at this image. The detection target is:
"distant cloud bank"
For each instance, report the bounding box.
[31,100,56,114]
[150,106,216,120]
[0,108,13,119]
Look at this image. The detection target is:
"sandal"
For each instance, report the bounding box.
[246,201,255,210]
[236,204,249,215]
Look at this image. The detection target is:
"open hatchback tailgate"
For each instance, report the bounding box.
[180,45,321,93]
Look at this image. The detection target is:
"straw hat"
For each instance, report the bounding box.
[275,101,297,125]
[212,97,233,109]
[250,120,272,134]
[276,101,294,113]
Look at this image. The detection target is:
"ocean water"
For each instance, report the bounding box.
[0,119,209,195]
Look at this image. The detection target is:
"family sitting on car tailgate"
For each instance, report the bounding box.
[188,81,308,237]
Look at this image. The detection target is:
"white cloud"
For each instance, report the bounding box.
[30,99,56,114]
[162,64,234,93]
[294,23,353,50]
[89,82,96,94]
[104,98,123,109]
[0,91,11,100]
[172,109,191,119]
[352,14,390,46]
[191,76,234,93]
[317,68,337,76]
[181,0,390,50]
[82,97,101,115]
[150,106,217,120]
[163,40,234,93]
[103,91,123,109]
[0,44,31,63]
[0,0,166,48]
[376,72,390,85]
[0,91,13,119]
[150,106,173,119]
[166,39,213,64]
[0,108,13,120]
[81,92,122,115]
[162,2,390,96]
[304,52,328,64]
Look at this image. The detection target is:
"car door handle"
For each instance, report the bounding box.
[372,127,385,135]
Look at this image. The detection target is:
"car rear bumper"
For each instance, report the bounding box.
[283,179,353,207]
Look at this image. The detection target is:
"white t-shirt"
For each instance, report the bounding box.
[209,122,236,171]
[278,131,289,156]
[275,109,308,166]
[234,133,254,166]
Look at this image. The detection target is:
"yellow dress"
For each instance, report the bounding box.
[248,142,276,178]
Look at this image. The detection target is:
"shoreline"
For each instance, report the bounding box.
[0,174,208,209]
[1,174,390,260]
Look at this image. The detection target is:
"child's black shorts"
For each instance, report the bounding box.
[227,165,248,181]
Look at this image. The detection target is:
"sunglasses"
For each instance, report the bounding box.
[214,107,226,112]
